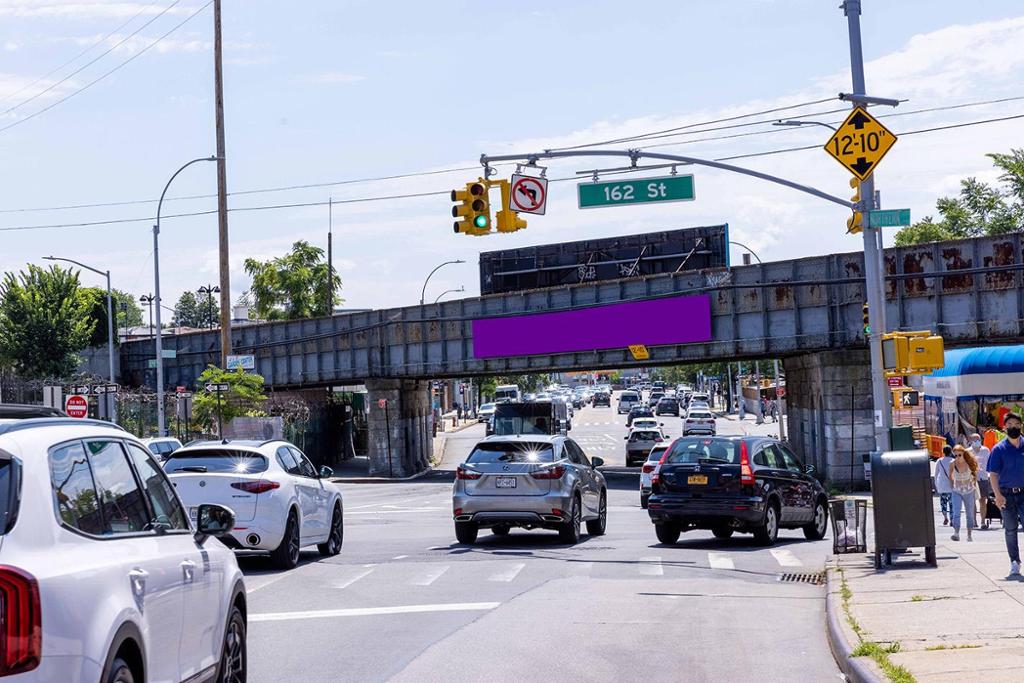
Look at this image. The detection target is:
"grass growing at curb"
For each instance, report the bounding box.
[910,595,925,602]
[837,568,917,683]
[924,644,982,651]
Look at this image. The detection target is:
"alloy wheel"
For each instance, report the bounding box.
[288,517,300,565]
[220,616,245,683]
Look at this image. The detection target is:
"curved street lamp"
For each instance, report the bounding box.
[729,240,763,264]
[434,286,465,304]
[420,259,465,305]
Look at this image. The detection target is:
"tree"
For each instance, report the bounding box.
[0,264,95,378]
[173,291,219,329]
[112,289,143,331]
[894,149,1024,246]
[478,374,549,400]
[78,287,143,346]
[192,365,267,431]
[243,241,341,320]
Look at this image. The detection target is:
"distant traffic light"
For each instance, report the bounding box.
[496,179,527,233]
[862,301,871,334]
[847,177,864,234]
[452,180,491,236]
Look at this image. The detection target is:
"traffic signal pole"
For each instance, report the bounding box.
[843,0,892,453]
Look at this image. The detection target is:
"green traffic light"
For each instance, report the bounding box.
[474,215,488,228]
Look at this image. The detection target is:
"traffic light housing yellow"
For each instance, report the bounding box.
[862,302,870,334]
[452,179,491,236]
[847,177,864,234]
[882,331,945,375]
[495,179,527,233]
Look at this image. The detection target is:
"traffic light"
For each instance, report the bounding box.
[882,332,945,375]
[452,179,491,236]
[496,179,527,233]
[847,177,864,234]
[862,302,870,335]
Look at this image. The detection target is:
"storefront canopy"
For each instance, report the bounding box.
[926,344,1024,398]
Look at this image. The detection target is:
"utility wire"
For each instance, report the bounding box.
[0,0,165,106]
[0,0,210,135]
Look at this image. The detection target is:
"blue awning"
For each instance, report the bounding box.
[930,344,1024,378]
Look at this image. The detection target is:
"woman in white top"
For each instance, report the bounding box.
[934,445,955,526]
[969,433,992,529]
[949,445,979,542]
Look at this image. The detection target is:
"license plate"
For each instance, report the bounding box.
[688,475,709,485]
[495,477,517,489]
[189,507,198,520]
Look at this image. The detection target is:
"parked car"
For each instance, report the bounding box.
[647,436,829,545]
[683,408,717,435]
[655,397,680,416]
[0,404,66,419]
[625,428,666,467]
[164,439,344,569]
[617,390,641,414]
[647,391,665,408]
[452,435,607,544]
[0,417,247,682]
[478,402,497,423]
[640,442,671,509]
[626,406,655,427]
[142,436,184,461]
[592,391,611,407]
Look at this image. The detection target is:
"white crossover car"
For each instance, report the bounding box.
[640,442,671,509]
[165,439,344,569]
[0,417,246,683]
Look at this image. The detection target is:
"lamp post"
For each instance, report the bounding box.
[772,119,838,132]
[139,294,155,338]
[154,156,218,437]
[420,260,465,305]
[198,284,220,329]
[729,241,763,265]
[434,286,465,304]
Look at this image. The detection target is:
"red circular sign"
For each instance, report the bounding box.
[65,395,89,418]
[511,177,545,211]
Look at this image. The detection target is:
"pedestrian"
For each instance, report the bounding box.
[988,412,1024,577]
[969,432,992,529]
[456,401,463,421]
[934,445,955,526]
[949,445,978,542]
[769,400,778,423]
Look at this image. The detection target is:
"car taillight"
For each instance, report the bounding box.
[0,566,41,676]
[642,464,656,474]
[456,467,481,480]
[230,480,281,494]
[740,441,755,486]
[531,465,565,480]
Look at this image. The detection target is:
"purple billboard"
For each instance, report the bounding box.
[471,294,712,359]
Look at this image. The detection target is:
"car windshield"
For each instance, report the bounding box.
[647,447,669,462]
[688,412,712,419]
[466,442,555,464]
[633,419,658,428]
[666,438,739,464]
[630,431,660,442]
[480,403,495,411]
[163,449,269,474]
[620,393,639,401]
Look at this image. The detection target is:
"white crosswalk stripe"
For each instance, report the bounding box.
[335,567,375,589]
[708,552,734,570]
[488,563,525,582]
[770,548,803,567]
[409,565,449,586]
[639,556,663,576]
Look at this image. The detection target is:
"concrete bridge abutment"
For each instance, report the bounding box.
[366,379,432,478]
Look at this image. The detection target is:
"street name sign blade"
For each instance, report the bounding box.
[70,385,92,395]
[868,208,911,228]
[510,174,548,215]
[205,383,230,392]
[94,384,120,395]
[823,108,898,181]
[578,175,695,209]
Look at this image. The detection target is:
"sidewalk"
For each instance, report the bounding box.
[714,409,785,438]
[827,498,1024,682]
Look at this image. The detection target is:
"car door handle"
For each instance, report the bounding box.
[180,559,197,583]
[128,568,149,597]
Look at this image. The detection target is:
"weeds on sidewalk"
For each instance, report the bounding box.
[923,644,981,651]
[837,568,917,683]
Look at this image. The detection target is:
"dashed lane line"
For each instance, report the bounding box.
[639,556,664,576]
[707,552,735,570]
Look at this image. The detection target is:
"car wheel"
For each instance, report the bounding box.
[270,511,300,570]
[558,495,581,544]
[586,492,607,536]
[754,502,780,546]
[217,604,246,683]
[803,500,829,540]
[492,524,511,537]
[712,527,734,539]
[455,521,478,545]
[106,657,135,683]
[317,505,344,556]
[640,494,649,509]
[655,522,681,545]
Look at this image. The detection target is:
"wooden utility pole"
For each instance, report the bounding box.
[327,197,334,315]
[214,0,232,366]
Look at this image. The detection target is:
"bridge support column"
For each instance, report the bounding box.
[366,379,432,478]
[784,349,875,487]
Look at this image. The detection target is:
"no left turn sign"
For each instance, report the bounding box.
[510,174,548,215]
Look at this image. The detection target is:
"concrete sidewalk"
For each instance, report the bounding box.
[828,498,1024,682]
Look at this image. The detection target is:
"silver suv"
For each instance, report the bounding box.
[452,435,607,544]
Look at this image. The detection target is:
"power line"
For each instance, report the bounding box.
[0,1,210,135]
[0,0,165,106]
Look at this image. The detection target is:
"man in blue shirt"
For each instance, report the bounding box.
[988,412,1024,577]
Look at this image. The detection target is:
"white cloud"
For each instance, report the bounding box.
[4,42,20,52]
[0,72,76,102]
[301,72,365,85]
[0,1,192,19]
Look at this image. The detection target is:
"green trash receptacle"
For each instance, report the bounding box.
[890,425,915,451]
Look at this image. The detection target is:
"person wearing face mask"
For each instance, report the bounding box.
[969,432,992,529]
[988,412,1024,577]
[934,445,955,526]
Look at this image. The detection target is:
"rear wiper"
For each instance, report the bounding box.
[179,465,208,473]
[699,457,730,464]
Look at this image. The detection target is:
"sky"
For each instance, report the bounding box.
[0,0,1022,314]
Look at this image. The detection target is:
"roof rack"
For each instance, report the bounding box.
[0,418,127,438]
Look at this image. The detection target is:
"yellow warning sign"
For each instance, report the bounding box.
[628,344,650,360]
[824,108,898,181]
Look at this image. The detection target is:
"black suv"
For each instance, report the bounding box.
[647,436,828,546]
[592,392,611,407]
[626,406,655,427]
[655,398,679,416]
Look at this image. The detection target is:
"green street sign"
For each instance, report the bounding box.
[868,208,911,228]
[578,174,695,209]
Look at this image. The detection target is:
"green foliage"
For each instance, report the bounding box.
[173,290,219,329]
[894,148,1024,246]
[243,240,342,320]
[0,264,95,379]
[479,374,549,400]
[113,289,143,330]
[78,287,142,347]
[192,365,268,431]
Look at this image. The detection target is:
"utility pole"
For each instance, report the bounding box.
[843,0,891,453]
[327,197,334,315]
[213,0,232,367]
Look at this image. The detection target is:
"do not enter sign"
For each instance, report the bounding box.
[65,394,89,419]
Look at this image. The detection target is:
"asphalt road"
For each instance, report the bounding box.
[240,399,839,682]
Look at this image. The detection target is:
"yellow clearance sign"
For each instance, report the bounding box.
[628,344,650,360]
[824,108,897,181]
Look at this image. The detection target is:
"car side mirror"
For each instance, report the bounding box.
[804,464,815,475]
[591,457,604,468]
[624,436,629,440]
[320,465,334,479]
[194,503,235,544]
[660,422,665,426]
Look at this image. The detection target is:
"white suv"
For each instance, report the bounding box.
[164,439,344,569]
[0,417,246,682]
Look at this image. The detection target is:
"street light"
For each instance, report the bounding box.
[43,256,116,416]
[729,241,763,264]
[139,294,156,337]
[773,119,838,132]
[434,286,465,304]
[198,284,220,329]
[420,259,465,305]
[154,156,218,437]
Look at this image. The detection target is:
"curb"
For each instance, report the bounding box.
[331,466,437,484]
[824,566,881,683]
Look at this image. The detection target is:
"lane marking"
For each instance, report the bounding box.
[639,556,664,576]
[770,549,803,567]
[251,601,501,623]
[245,571,291,594]
[426,545,449,551]
[347,508,445,515]
[488,563,525,582]
[335,567,375,589]
[708,552,734,570]
[392,555,408,560]
[410,565,449,586]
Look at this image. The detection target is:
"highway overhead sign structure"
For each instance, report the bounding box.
[868,208,911,228]
[510,174,548,215]
[578,174,695,209]
[65,395,89,419]
[824,108,897,180]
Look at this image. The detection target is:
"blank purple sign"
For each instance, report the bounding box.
[471,294,712,359]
